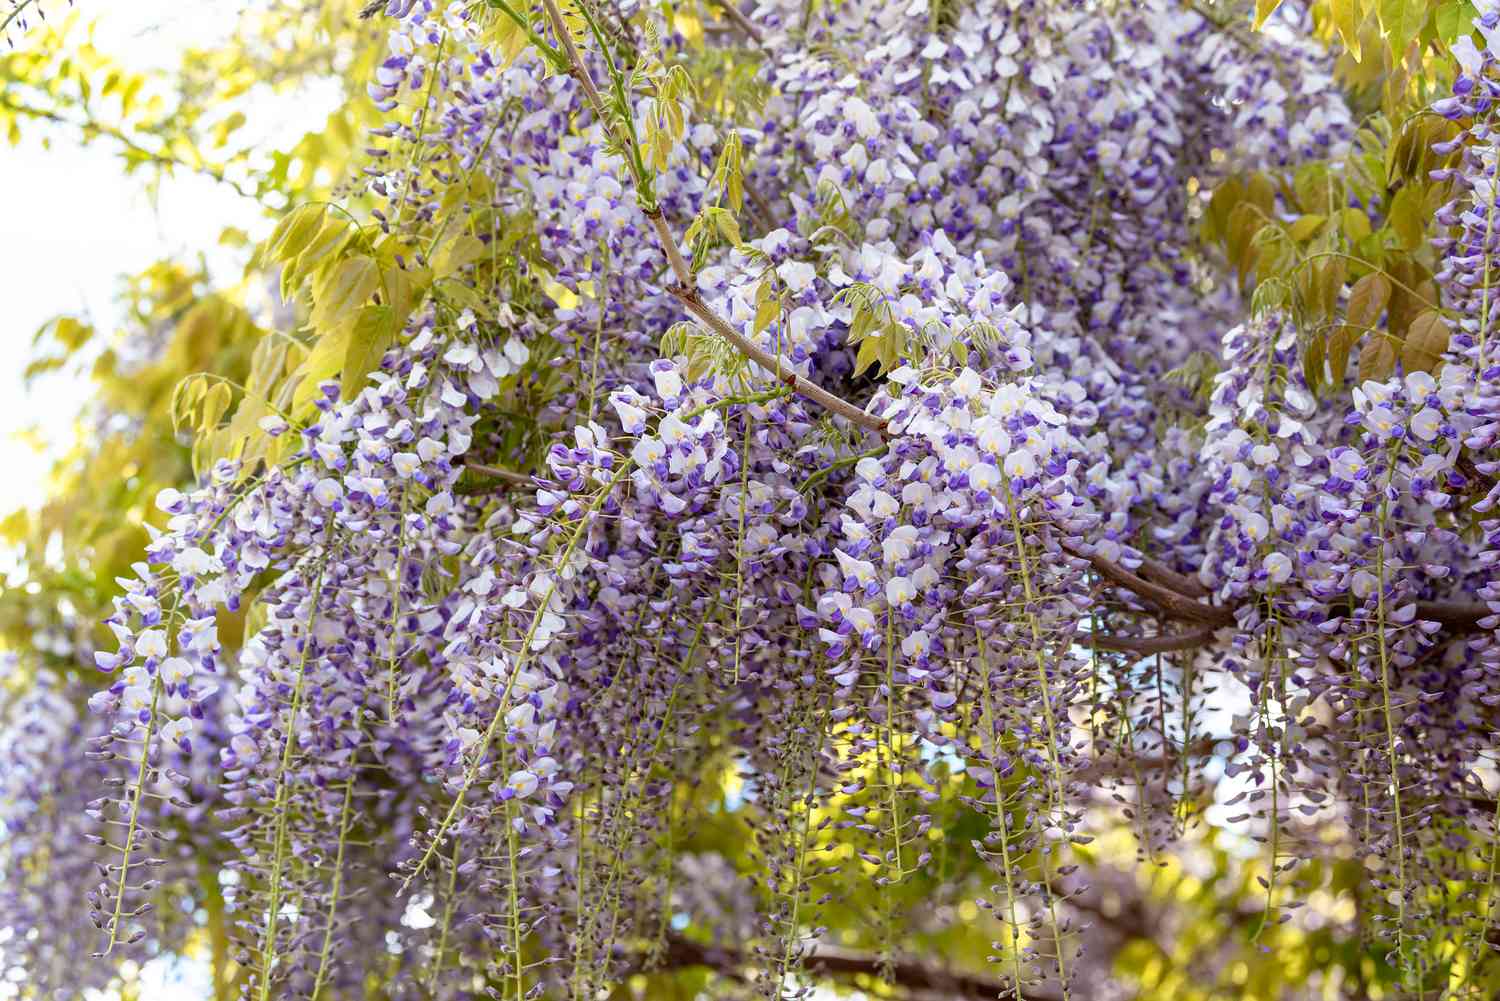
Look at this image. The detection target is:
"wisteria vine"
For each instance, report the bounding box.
[9,0,1500,999]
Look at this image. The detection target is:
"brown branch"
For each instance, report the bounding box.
[665,277,889,436]
[1085,627,1219,654]
[1070,545,1492,636]
[1411,600,1493,630]
[1073,738,1221,784]
[1134,554,1210,599]
[1064,544,1235,627]
[707,0,765,44]
[655,934,1064,1001]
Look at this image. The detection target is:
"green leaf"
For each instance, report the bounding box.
[1436,0,1477,44]
[1254,0,1285,29]
[1379,0,1426,61]
[1332,0,1364,61]
[199,382,233,433]
[1386,185,1426,251]
[432,233,488,279]
[341,306,398,398]
[265,204,326,265]
[311,255,382,334]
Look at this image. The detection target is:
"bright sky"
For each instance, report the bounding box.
[0,0,309,515]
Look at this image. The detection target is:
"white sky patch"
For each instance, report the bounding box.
[0,0,338,515]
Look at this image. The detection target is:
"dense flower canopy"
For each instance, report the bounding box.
[7,0,1500,998]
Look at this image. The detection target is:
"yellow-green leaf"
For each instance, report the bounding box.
[285,216,355,300]
[712,207,742,248]
[1245,172,1277,218]
[1341,206,1373,243]
[853,334,884,378]
[1205,177,1244,243]
[1436,0,1477,44]
[753,287,779,336]
[371,242,430,326]
[432,233,487,279]
[1328,323,1362,383]
[1227,202,1266,279]
[1379,0,1425,61]
[1252,226,1293,285]
[1386,184,1426,250]
[1289,214,1326,242]
[1293,163,1331,214]
[1302,325,1326,392]
[1306,257,1346,323]
[246,336,290,397]
[1386,258,1434,337]
[852,330,900,378]
[1332,0,1364,61]
[200,382,234,433]
[265,203,326,265]
[172,375,207,434]
[311,255,381,334]
[543,279,581,310]
[440,281,488,314]
[1254,0,1285,29]
[51,316,94,351]
[342,306,398,398]
[293,325,355,412]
